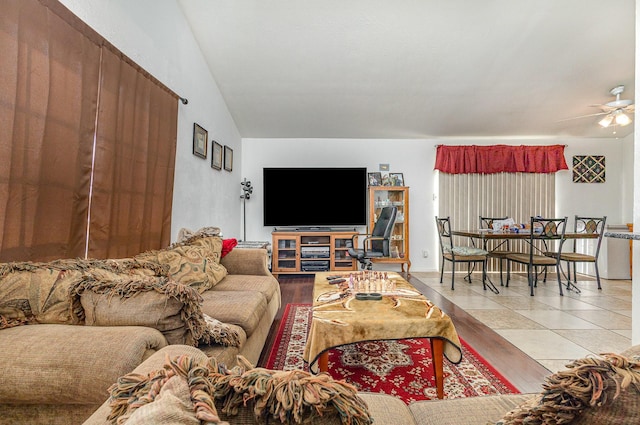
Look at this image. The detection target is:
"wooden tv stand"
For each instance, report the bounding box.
[271,230,358,276]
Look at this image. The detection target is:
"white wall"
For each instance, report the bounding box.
[58,0,244,241]
[53,1,638,280]
[243,137,633,272]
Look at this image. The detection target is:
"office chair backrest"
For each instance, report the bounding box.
[371,206,397,256]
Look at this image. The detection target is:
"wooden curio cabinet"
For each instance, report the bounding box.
[368,186,410,273]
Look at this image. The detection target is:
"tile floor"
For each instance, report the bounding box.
[412,271,632,373]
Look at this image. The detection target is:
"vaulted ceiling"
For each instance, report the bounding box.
[178,0,635,139]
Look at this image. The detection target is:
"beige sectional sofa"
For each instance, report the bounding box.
[3,228,639,424]
[82,343,640,425]
[0,232,280,425]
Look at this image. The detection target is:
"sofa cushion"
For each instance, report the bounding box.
[0,324,167,405]
[358,393,419,424]
[0,263,85,327]
[408,394,533,425]
[136,244,227,292]
[210,273,279,303]
[107,354,372,425]
[200,290,267,338]
[491,352,640,425]
[72,274,240,347]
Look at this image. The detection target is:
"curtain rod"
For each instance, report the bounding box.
[434,144,568,148]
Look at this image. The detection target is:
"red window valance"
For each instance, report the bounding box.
[434,144,568,174]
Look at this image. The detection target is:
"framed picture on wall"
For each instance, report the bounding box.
[224,145,233,171]
[211,141,223,170]
[192,123,207,159]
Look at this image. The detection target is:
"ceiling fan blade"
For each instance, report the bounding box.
[556,111,609,122]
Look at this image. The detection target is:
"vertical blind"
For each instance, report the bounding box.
[0,0,177,262]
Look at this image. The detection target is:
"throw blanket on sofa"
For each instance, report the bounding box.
[70,274,241,347]
[107,354,373,425]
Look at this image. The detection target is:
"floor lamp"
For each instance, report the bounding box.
[240,178,253,241]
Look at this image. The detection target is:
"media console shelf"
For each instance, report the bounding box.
[271,230,358,276]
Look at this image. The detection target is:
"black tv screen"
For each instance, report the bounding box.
[263,167,367,228]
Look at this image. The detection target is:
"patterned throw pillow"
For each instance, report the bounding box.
[136,244,227,292]
[0,264,85,328]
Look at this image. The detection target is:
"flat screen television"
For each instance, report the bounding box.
[263,167,367,228]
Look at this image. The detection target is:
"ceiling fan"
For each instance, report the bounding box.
[560,85,635,130]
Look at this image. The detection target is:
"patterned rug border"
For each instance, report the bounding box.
[267,303,520,402]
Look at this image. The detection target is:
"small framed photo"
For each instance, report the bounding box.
[224,145,233,171]
[368,172,382,186]
[192,123,207,159]
[211,141,223,170]
[389,172,404,186]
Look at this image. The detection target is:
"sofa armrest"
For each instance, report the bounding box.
[82,345,209,425]
[220,248,271,276]
[621,345,640,358]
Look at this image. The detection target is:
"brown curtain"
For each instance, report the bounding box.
[0,0,99,261]
[89,48,177,258]
[0,0,177,262]
[434,144,569,174]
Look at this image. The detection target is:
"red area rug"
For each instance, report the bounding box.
[266,303,519,404]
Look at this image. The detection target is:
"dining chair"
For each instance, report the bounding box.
[435,216,489,291]
[558,215,607,290]
[479,216,517,286]
[505,216,568,296]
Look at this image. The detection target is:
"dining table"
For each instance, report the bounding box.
[450,229,599,294]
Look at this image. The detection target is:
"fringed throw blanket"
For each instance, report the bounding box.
[493,353,640,424]
[70,275,241,347]
[108,355,373,425]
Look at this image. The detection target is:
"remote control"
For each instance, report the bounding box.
[326,275,341,280]
[328,278,346,284]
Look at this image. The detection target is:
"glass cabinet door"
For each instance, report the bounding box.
[369,186,410,272]
[273,235,299,272]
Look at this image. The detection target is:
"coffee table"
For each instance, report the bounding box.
[303,271,462,399]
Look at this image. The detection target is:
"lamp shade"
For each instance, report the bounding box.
[598,114,614,127]
[615,112,631,126]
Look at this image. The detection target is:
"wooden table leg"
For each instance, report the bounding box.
[430,338,444,399]
[318,351,329,372]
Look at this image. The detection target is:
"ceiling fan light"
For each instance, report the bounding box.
[598,114,613,127]
[615,112,631,126]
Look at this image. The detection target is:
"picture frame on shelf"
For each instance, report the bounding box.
[389,172,404,186]
[224,145,233,171]
[211,141,223,170]
[192,123,207,159]
[368,172,382,186]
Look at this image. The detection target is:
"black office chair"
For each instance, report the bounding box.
[348,206,397,270]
